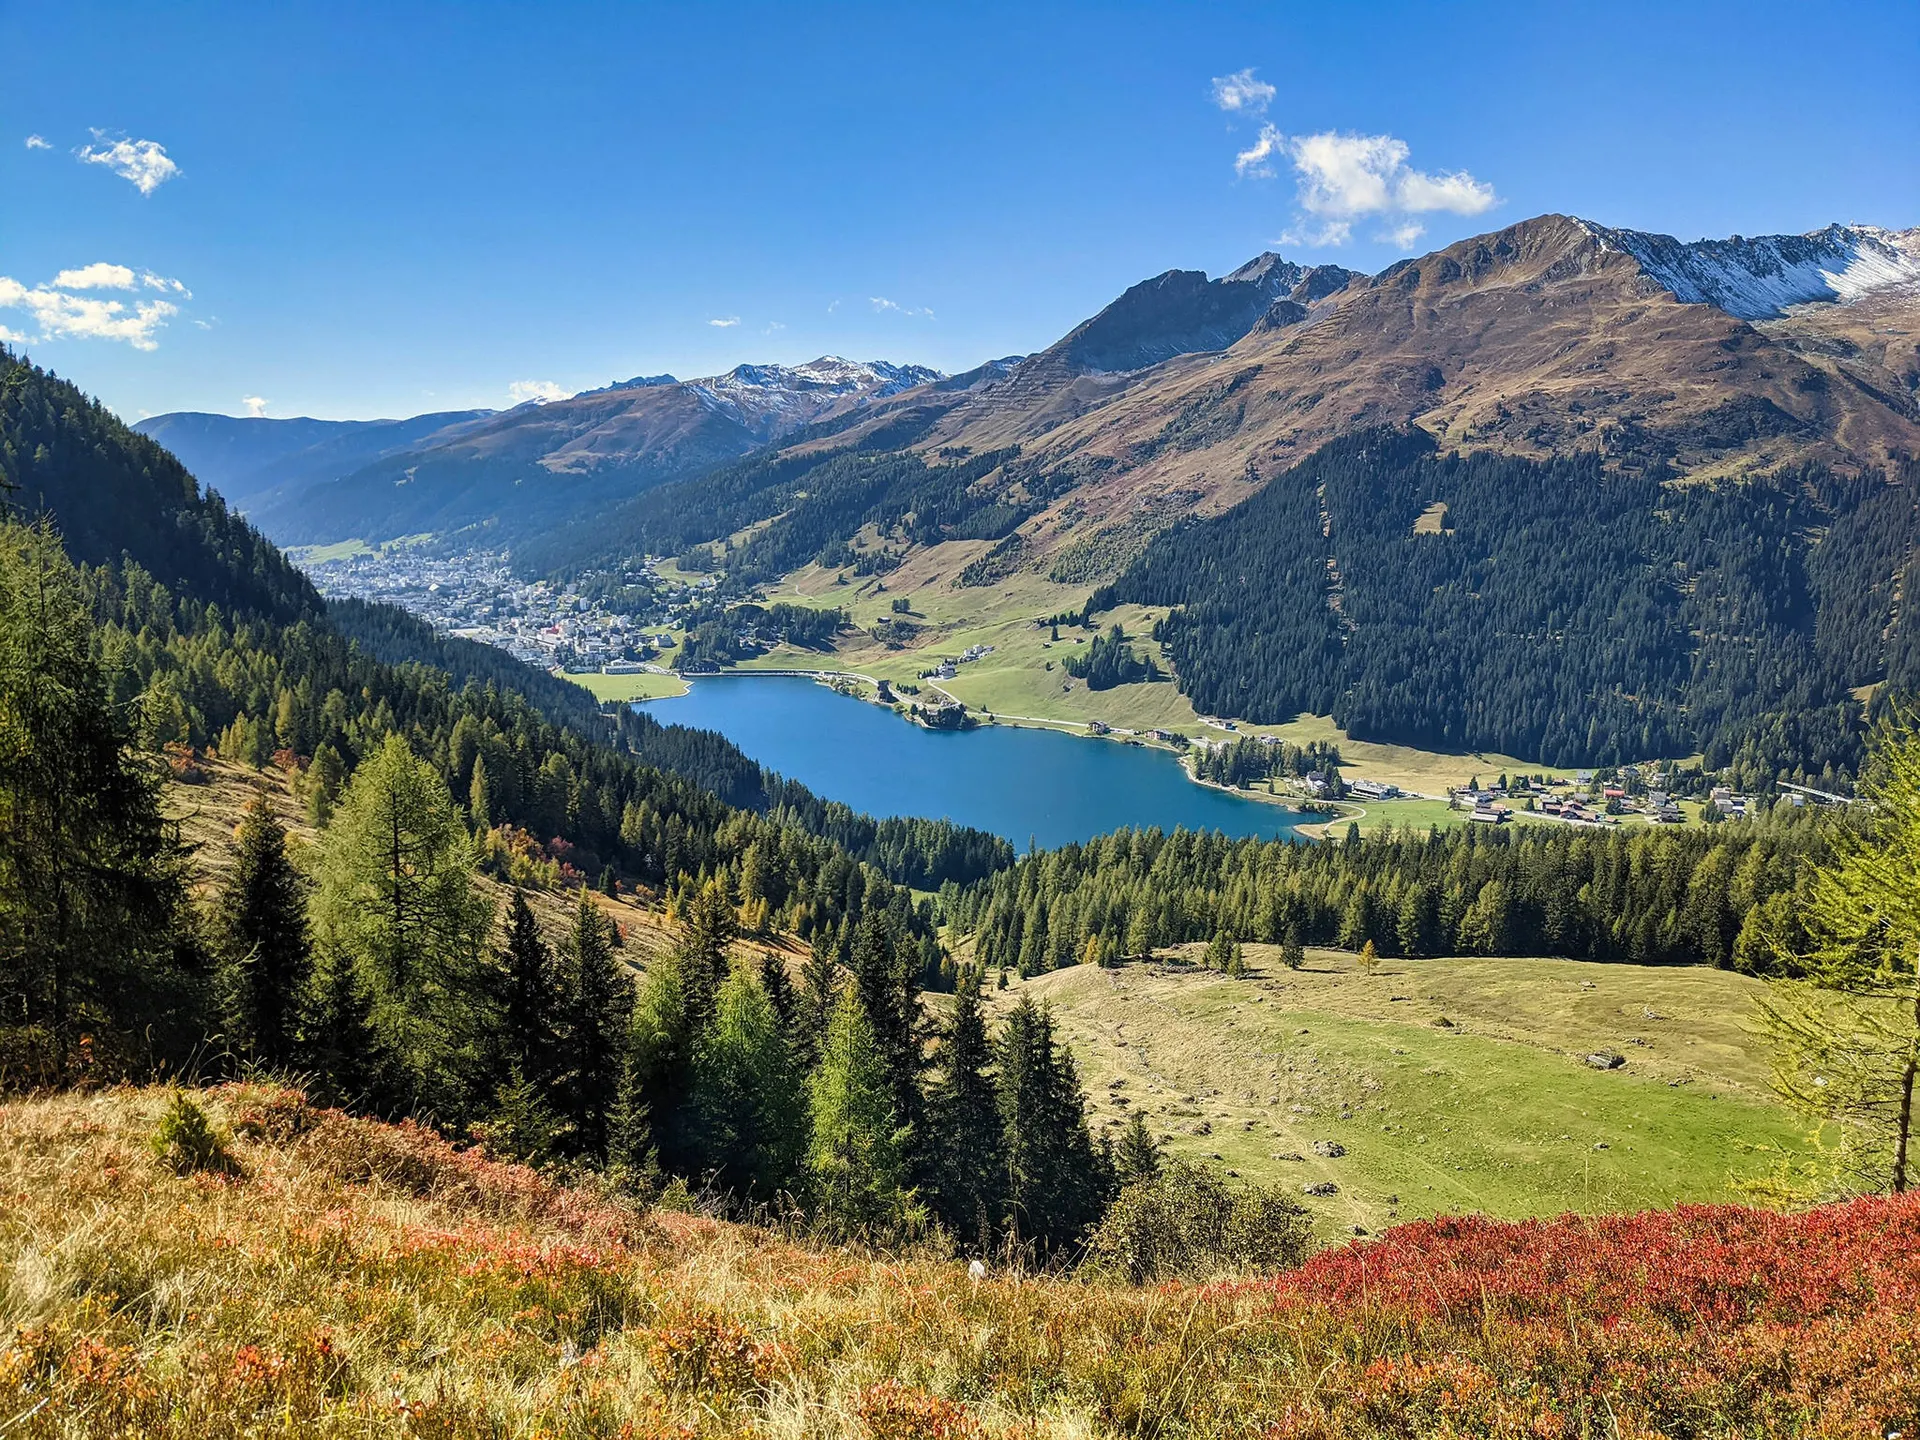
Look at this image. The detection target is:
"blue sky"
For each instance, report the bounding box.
[5,0,1916,422]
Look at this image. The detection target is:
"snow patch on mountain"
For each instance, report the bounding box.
[686,356,944,437]
[1584,221,1920,320]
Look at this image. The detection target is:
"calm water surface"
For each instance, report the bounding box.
[645,675,1308,850]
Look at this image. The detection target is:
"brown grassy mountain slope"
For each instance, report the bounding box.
[782,216,1919,585]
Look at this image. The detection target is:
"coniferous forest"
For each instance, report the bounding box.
[1097,428,1920,783]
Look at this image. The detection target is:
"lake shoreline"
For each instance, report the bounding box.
[632,671,1313,850]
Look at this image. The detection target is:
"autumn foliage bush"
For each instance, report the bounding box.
[1,1084,1915,1439]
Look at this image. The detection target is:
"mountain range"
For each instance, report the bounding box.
[137,357,943,545]
[129,213,1920,771]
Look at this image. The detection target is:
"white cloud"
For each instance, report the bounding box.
[241,395,269,418]
[0,272,180,349]
[76,132,179,194]
[25,134,51,150]
[827,298,841,314]
[1239,128,1497,247]
[870,296,934,319]
[1279,219,1353,248]
[51,262,137,290]
[1234,124,1285,179]
[0,324,26,344]
[763,321,785,334]
[508,379,568,404]
[707,315,740,327]
[142,271,189,294]
[1211,68,1275,114]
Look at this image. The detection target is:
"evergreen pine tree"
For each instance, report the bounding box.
[995,996,1104,1257]
[1282,926,1306,971]
[558,890,632,1158]
[0,519,191,1079]
[308,952,394,1112]
[496,890,559,1090]
[847,908,922,1157]
[925,972,1006,1246]
[216,786,311,1068]
[759,950,798,1039]
[1116,1109,1161,1187]
[797,930,841,1070]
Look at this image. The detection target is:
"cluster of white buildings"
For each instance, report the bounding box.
[300,546,689,671]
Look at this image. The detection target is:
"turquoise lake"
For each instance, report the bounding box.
[643,675,1309,850]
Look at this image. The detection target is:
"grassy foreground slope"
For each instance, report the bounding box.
[2,1085,1914,1438]
[1000,949,1809,1240]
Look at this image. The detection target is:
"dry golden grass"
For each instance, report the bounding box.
[0,1084,1909,1438]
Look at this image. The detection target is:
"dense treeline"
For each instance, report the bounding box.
[768,783,1015,890]
[1063,623,1162,690]
[1192,736,1343,789]
[947,814,1840,975]
[1099,428,1918,784]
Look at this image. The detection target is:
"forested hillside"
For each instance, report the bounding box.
[1,350,1115,1259]
[1096,428,1920,777]
[0,351,317,621]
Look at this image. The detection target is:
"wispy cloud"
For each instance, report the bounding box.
[870,296,934,319]
[707,315,740,327]
[0,262,190,350]
[1210,68,1275,114]
[241,396,269,418]
[1237,128,1496,249]
[76,132,179,194]
[24,134,51,151]
[47,262,193,297]
[0,275,179,349]
[508,379,568,405]
[763,320,785,334]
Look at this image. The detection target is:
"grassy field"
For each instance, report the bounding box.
[283,538,373,565]
[560,669,689,703]
[996,947,1808,1242]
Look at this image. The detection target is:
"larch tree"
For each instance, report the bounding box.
[309,732,495,1116]
[1763,722,1920,1194]
[807,987,915,1237]
[691,960,806,1200]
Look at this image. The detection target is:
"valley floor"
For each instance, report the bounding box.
[986,947,1808,1242]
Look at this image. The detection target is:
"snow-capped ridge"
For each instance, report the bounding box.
[684,356,944,438]
[1581,220,1920,320]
